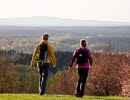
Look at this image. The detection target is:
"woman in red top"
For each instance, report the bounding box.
[70,39,93,97]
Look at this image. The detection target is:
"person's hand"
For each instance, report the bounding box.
[89,66,92,68]
[53,65,56,68]
[30,65,34,70]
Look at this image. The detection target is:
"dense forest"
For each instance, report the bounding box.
[0,26,130,53]
[0,50,72,73]
[1,37,130,53]
[0,48,129,97]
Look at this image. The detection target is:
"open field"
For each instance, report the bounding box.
[0,94,129,100]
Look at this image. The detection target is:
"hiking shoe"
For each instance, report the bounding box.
[75,93,80,97]
[79,94,83,98]
[39,92,44,95]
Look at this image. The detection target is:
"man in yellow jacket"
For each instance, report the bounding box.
[30,33,56,95]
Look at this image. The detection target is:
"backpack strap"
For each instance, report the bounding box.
[37,43,48,62]
[75,48,84,57]
[43,43,48,63]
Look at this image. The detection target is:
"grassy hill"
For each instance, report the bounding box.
[0,94,129,100]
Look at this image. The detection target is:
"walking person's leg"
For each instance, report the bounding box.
[38,62,49,95]
[76,76,82,95]
[38,62,43,93]
[75,68,82,97]
[40,63,49,95]
[80,68,89,97]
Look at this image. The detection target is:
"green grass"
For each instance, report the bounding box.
[0,94,129,100]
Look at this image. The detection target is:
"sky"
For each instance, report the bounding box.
[0,0,130,22]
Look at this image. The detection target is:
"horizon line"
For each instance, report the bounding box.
[0,16,130,23]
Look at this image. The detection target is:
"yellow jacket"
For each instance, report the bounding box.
[31,40,56,66]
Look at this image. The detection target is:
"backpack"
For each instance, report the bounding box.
[76,48,88,65]
[37,43,48,61]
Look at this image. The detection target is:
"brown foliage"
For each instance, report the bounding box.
[47,69,78,95]
[47,51,130,96]
[0,56,20,93]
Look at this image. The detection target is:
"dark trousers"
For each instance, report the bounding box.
[76,68,89,96]
[37,62,49,94]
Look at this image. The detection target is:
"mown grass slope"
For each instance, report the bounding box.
[0,94,129,100]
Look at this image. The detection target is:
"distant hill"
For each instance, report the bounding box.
[0,25,130,52]
[0,16,130,26]
[0,26,130,38]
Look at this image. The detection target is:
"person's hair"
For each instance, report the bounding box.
[80,39,86,48]
[42,32,49,40]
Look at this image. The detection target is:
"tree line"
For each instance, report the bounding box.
[0,49,129,97]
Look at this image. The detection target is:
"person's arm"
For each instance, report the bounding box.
[30,44,40,69]
[70,56,76,68]
[70,49,77,68]
[89,58,93,66]
[87,49,93,67]
[48,45,56,67]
